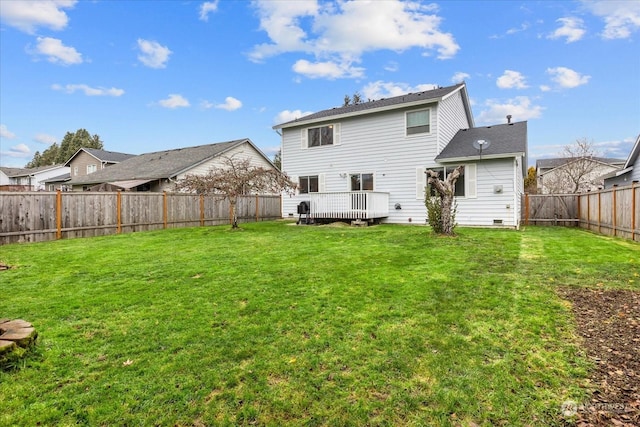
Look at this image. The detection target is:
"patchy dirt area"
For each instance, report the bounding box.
[557,287,640,426]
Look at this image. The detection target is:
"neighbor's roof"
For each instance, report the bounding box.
[64,147,135,166]
[0,164,66,177]
[274,83,472,129]
[69,139,260,185]
[435,121,527,163]
[536,156,625,171]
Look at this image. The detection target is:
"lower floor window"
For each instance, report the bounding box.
[299,175,319,194]
[350,173,373,191]
[428,166,465,197]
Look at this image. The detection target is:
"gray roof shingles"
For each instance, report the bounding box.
[536,157,626,170]
[69,139,249,185]
[82,148,136,163]
[274,83,465,128]
[435,121,527,161]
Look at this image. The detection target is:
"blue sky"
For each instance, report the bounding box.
[1,0,639,168]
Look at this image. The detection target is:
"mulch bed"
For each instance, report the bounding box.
[557,287,640,426]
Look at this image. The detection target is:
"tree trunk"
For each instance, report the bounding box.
[230,198,238,229]
[440,195,454,235]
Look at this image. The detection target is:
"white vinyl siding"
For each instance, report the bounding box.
[437,90,472,154]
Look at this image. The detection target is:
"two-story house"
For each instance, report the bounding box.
[273,83,527,227]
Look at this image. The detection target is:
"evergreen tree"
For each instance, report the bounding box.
[25,129,103,167]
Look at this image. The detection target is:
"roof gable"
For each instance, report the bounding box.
[274,83,470,129]
[64,148,135,166]
[623,134,640,169]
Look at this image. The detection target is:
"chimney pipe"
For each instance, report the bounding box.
[506,115,512,124]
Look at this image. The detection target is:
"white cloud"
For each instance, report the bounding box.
[32,37,83,65]
[581,0,640,39]
[215,97,242,111]
[476,96,544,125]
[52,83,124,96]
[496,70,528,89]
[548,17,586,43]
[158,94,190,109]
[546,66,590,88]
[0,0,76,34]
[384,61,399,72]
[199,1,219,21]
[0,124,17,139]
[200,100,214,109]
[250,0,459,79]
[451,72,470,83]
[273,109,314,125]
[2,143,31,158]
[137,39,172,69]
[34,133,57,144]
[292,59,364,79]
[539,85,551,92]
[361,80,438,100]
[506,22,530,35]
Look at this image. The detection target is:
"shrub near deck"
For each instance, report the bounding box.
[0,222,637,426]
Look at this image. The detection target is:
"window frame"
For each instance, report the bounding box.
[418,164,477,200]
[298,175,320,194]
[87,164,97,174]
[349,172,374,191]
[405,108,431,136]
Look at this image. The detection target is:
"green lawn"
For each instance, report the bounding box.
[1,222,638,426]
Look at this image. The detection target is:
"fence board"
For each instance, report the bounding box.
[0,192,282,245]
[522,182,639,242]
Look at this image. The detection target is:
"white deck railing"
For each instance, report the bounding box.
[309,191,389,220]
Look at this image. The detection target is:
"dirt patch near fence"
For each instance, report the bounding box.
[557,287,640,426]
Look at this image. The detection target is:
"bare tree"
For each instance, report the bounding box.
[542,138,603,193]
[176,156,297,229]
[425,165,463,235]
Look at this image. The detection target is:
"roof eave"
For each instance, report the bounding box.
[274,97,446,130]
[435,152,525,163]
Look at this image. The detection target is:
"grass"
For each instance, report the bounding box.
[1,221,638,426]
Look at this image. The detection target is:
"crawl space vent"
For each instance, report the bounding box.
[493,219,503,225]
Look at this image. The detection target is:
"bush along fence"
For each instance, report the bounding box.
[0,191,282,245]
[522,181,639,242]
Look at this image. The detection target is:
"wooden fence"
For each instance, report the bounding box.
[522,182,639,242]
[0,191,282,245]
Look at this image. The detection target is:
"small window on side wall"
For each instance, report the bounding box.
[406,109,430,135]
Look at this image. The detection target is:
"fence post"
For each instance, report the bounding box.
[612,185,617,237]
[524,193,529,225]
[56,190,62,240]
[633,181,638,241]
[200,194,205,226]
[587,193,590,231]
[597,192,601,234]
[163,192,168,229]
[576,193,581,228]
[117,190,122,234]
[255,195,259,222]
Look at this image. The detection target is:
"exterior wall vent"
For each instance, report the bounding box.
[493,219,503,225]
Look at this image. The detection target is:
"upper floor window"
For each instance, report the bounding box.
[301,123,340,149]
[406,109,430,135]
[87,164,97,174]
[299,176,319,194]
[309,125,333,147]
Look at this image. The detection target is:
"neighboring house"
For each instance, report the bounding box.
[41,172,72,191]
[65,148,135,179]
[536,157,625,194]
[603,134,640,188]
[67,139,276,192]
[0,164,70,191]
[273,83,528,227]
